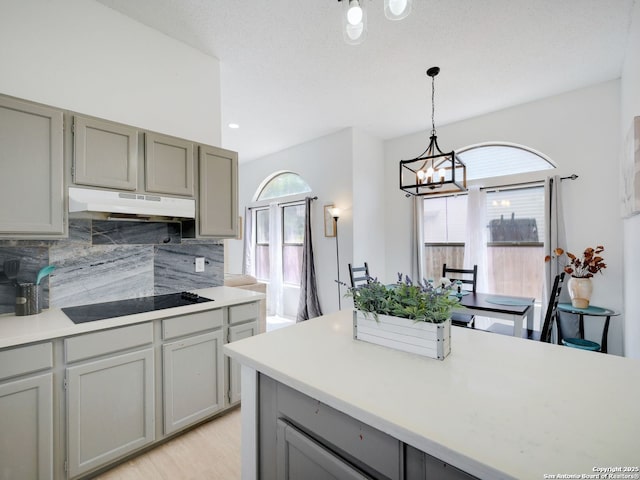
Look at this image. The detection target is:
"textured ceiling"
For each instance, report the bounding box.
[95,0,634,162]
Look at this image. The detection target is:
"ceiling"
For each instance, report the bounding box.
[95,0,634,163]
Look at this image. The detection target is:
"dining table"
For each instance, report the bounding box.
[454,291,535,337]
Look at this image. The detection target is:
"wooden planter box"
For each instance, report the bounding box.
[353,310,451,360]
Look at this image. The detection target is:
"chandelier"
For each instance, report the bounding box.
[399,67,467,196]
[338,0,412,45]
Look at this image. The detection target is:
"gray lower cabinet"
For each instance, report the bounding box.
[227,303,259,405]
[260,375,402,480]
[259,375,479,480]
[72,115,138,190]
[0,94,64,237]
[0,342,54,480]
[405,446,478,480]
[277,419,371,480]
[198,145,238,238]
[162,330,224,435]
[0,301,260,480]
[64,324,155,479]
[228,321,258,404]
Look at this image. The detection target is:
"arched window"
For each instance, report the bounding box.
[423,143,556,320]
[456,142,556,181]
[251,172,313,318]
[255,171,312,202]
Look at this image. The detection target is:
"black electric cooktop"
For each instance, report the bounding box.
[62,292,214,324]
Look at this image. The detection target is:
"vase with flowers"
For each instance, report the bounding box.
[545,245,606,308]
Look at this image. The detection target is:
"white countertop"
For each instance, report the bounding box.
[0,286,265,349]
[224,310,640,480]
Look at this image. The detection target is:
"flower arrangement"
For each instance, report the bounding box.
[545,245,606,278]
[346,273,460,323]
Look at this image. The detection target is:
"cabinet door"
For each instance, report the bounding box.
[145,132,194,196]
[198,145,238,237]
[0,95,64,236]
[228,321,258,404]
[0,373,53,480]
[276,419,370,480]
[162,330,224,435]
[405,446,479,480]
[66,348,155,478]
[73,115,138,190]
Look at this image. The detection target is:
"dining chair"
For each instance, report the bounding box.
[539,272,565,343]
[348,262,370,288]
[442,264,477,328]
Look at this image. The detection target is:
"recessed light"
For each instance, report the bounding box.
[228,123,240,129]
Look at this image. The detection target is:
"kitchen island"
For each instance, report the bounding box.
[224,310,640,480]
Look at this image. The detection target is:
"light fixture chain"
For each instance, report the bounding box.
[431,73,436,135]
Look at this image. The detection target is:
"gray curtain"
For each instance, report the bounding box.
[297,197,322,322]
[542,175,570,336]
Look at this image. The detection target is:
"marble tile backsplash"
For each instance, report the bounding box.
[0,219,224,314]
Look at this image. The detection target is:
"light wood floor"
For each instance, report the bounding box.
[94,407,241,480]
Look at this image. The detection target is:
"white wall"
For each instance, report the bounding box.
[0,0,221,145]
[384,80,625,355]
[352,129,386,280]
[227,129,355,316]
[621,0,640,359]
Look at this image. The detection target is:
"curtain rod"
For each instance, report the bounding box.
[248,196,317,210]
[478,173,578,192]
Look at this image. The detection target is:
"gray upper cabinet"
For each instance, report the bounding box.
[198,145,238,237]
[73,115,138,190]
[145,132,195,196]
[0,95,64,237]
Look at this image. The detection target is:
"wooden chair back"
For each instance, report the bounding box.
[442,264,478,293]
[348,262,370,288]
[540,273,565,343]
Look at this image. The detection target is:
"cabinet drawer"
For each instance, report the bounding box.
[0,342,53,381]
[277,382,401,480]
[229,302,258,324]
[65,323,153,363]
[162,309,223,340]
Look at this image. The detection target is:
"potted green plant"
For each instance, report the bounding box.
[348,274,460,360]
[545,245,606,308]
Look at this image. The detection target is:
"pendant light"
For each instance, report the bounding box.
[341,0,367,45]
[384,0,412,21]
[338,0,412,45]
[399,67,467,196]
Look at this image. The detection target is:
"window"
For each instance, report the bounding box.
[487,187,545,244]
[457,143,555,181]
[423,143,553,301]
[424,187,545,299]
[251,171,312,289]
[255,209,270,281]
[256,172,311,201]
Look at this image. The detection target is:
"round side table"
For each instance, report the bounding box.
[556,304,619,353]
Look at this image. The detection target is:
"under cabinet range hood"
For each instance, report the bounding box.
[68,187,196,219]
